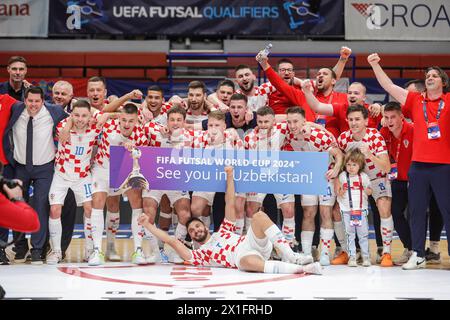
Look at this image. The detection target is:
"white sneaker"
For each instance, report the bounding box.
[163,244,184,264]
[131,248,147,265]
[88,249,105,266]
[319,251,331,266]
[362,257,371,267]
[105,244,121,262]
[46,250,62,265]
[290,252,313,265]
[348,256,357,267]
[402,251,426,270]
[394,249,412,266]
[303,262,322,275]
[146,250,162,264]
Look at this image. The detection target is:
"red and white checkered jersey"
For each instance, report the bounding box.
[151,102,172,125]
[236,82,276,112]
[54,119,102,181]
[187,219,246,268]
[143,121,199,148]
[193,129,244,150]
[244,122,288,151]
[337,128,388,179]
[94,119,147,169]
[185,108,209,125]
[282,127,335,152]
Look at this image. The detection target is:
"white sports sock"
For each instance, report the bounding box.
[90,209,105,251]
[49,218,62,252]
[106,211,120,246]
[199,216,211,231]
[333,220,347,252]
[83,216,93,252]
[263,260,303,274]
[264,224,295,262]
[235,218,245,235]
[131,209,144,251]
[381,216,394,254]
[172,212,178,226]
[301,230,314,255]
[175,223,187,241]
[282,217,295,246]
[143,226,160,252]
[159,211,172,219]
[320,228,334,255]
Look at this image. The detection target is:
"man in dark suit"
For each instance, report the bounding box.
[3,86,67,264]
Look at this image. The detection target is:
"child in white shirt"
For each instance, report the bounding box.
[336,149,373,267]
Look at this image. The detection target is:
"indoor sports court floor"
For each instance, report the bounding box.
[1,235,449,300]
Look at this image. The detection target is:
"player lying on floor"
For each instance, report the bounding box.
[138,167,322,275]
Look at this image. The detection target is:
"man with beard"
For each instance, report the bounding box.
[234,64,276,112]
[138,167,322,275]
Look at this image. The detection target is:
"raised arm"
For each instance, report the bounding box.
[368,53,408,105]
[332,46,352,81]
[224,166,236,222]
[102,89,143,113]
[301,80,334,116]
[138,214,192,261]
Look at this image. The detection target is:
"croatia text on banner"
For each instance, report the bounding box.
[48,0,343,37]
[110,146,330,195]
[345,0,450,40]
[0,0,49,37]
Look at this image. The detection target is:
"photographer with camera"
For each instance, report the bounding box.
[0,173,40,234]
[0,166,39,299]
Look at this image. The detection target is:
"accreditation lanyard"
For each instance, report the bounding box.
[387,135,401,181]
[423,99,444,140]
[346,172,363,227]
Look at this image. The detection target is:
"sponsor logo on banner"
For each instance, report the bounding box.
[283,1,325,30]
[345,0,450,40]
[0,0,49,37]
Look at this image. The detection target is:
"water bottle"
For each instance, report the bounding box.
[262,43,273,57]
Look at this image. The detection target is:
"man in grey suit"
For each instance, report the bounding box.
[3,86,67,264]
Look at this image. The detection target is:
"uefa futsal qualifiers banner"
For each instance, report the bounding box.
[110,146,329,195]
[48,0,343,36]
